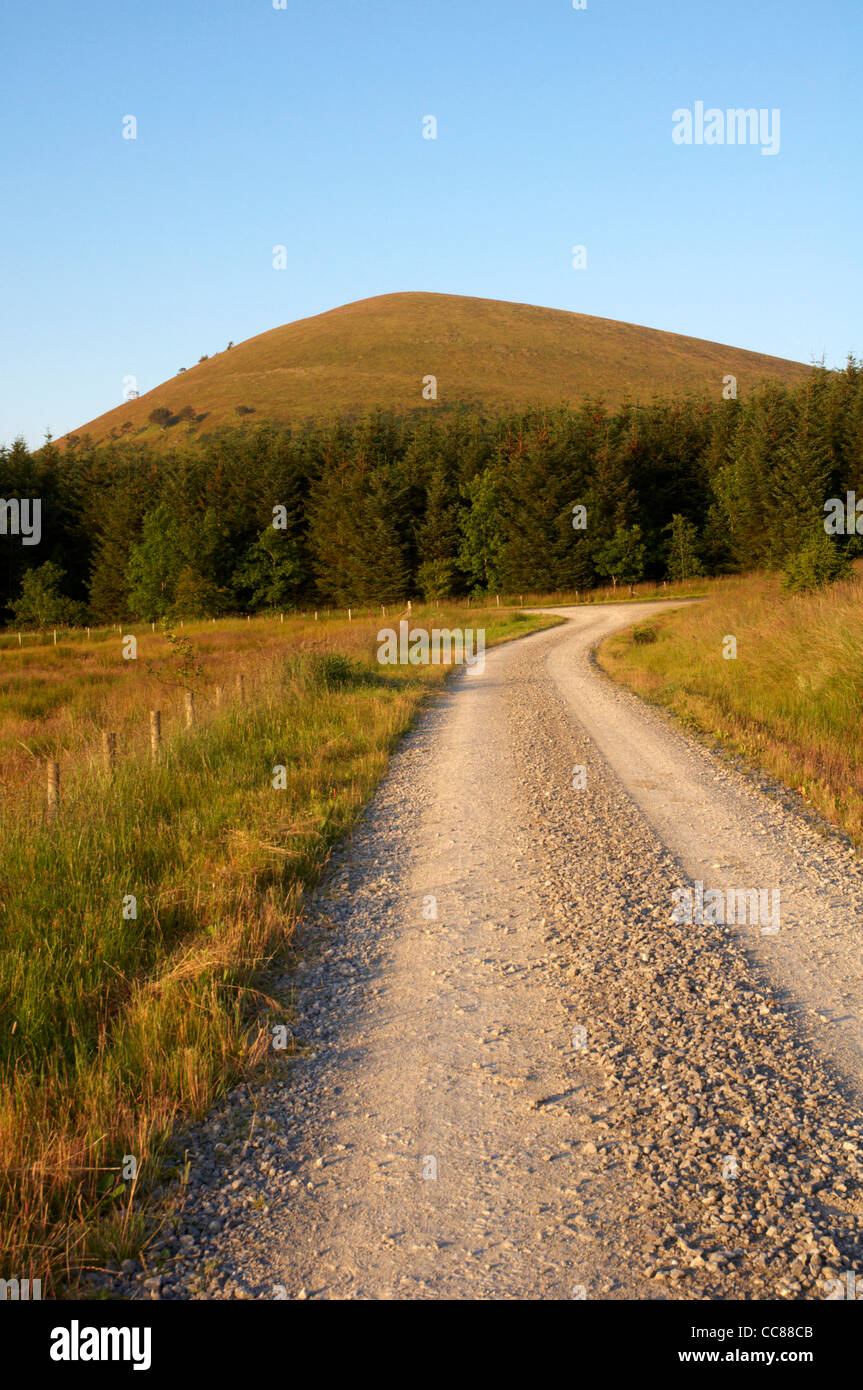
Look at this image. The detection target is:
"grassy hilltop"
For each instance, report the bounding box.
[62,291,814,448]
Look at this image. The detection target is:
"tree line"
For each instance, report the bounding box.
[2,360,862,626]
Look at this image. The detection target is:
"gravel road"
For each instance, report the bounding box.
[112,603,863,1301]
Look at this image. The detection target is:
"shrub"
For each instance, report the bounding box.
[12,562,87,628]
[417,558,456,601]
[310,653,359,688]
[782,532,851,595]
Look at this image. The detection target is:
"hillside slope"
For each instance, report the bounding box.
[64,291,814,446]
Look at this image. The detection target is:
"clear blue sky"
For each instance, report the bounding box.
[1,0,860,448]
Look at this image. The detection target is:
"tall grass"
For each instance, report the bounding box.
[0,606,555,1290]
[513,577,710,608]
[598,569,863,843]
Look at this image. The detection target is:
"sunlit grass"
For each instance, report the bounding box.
[597,568,863,844]
[0,605,558,1291]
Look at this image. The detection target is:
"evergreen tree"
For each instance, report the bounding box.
[234,526,303,609]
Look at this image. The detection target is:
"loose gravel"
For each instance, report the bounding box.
[103,605,863,1301]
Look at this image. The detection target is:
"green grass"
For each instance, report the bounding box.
[61,291,814,447]
[0,607,556,1291]
[597,569,863,845]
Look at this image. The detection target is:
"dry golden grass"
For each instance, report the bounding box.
[60,292,814,448]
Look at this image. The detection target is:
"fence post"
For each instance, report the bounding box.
[53,629,57,645]
[348,609,352,621]
[102,731,117,771]
[236,674,246,703]
[18,632,22,646]
[314,612,318,622]
[184,690,195,729]
[214,685,223,708]
[150,710,161,759]
[46,760,60,817]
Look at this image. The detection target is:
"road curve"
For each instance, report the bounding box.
[120,604,863,1302]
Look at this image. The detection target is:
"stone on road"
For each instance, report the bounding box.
[127,604,863,1301]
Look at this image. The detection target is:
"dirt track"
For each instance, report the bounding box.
[120,604,863,1301]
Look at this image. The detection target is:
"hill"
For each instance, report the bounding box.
[63,292,815,446]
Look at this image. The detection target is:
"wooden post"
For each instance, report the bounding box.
[314,611,318,622]
[17,632,22,646]
[381,605,386,618]
[46,760,59,817]
[86,627,90,640]
[150,710,161,758]
[280,613,284,623]
[236,674,245,703]
[184,690,195,728]
[496,595,500,608]
[151,621,155,633]
[348,609,352,621]
[102,731,117,771]
[214,685,223,708]
[53,629,57,645]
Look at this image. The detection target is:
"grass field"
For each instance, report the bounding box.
[0,605,558,1292]
[597,569,863,846]
[60,291,814,447]
[513,578,710,608]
